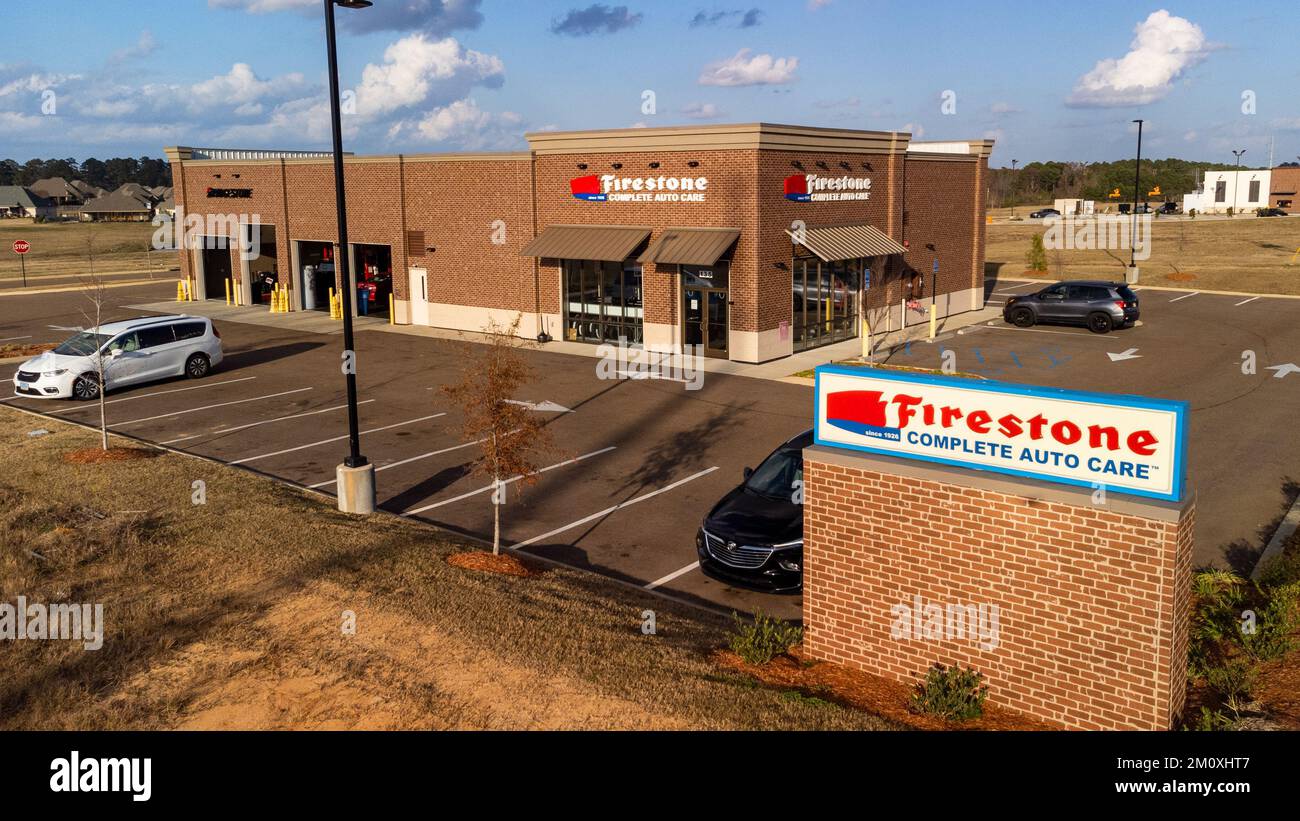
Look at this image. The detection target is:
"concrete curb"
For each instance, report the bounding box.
[0,278,164,297]
[1251,492,1300,581]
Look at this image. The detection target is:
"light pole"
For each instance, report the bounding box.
[324,0,375,513]
[1130,119,1143,268]
[1232,149,1246,216]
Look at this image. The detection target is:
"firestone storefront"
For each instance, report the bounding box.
[166,123,991,363]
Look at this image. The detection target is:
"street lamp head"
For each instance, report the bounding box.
[335,0,372,7]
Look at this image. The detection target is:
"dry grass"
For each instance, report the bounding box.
[0,218,174,280]
[0,407,899,731]
[986,215,1300,294]
[0,342,56,358]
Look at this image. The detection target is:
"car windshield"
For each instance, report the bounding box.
[52,331,112,356]
[1117,286,1138,301]
[745,448,803,500]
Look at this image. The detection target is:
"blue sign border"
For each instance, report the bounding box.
[812,364,1189,502]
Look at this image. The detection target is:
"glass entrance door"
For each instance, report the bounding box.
[684,287,728,358]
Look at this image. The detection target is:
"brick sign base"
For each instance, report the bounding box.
[802,446,1194,731]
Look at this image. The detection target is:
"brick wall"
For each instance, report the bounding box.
[802,446,1194,731]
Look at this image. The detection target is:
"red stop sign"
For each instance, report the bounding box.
[12,240,29,254]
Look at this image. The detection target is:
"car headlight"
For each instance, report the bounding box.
[41,369,68,377]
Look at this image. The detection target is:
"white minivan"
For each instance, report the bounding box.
[13,315,224,400]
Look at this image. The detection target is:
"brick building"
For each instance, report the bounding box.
[166,123,992,363]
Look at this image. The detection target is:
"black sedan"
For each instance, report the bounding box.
[696,429,812,593]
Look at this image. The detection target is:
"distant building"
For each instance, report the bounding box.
[79,190,154,222]
[30,177,85,206]
[0,186,56,218]
[1269,167,1300,210]
[1182,169,1272,214]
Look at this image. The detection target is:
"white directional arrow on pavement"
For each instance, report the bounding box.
[1107,348,1142,362]
[505,399,573,413]
[47,324,83,331]
[1265,363,1300,379]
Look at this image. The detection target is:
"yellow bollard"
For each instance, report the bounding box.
[224,279,231,305]
[389,293,395,325]
[929,303,937,340]
[176,280,185,302]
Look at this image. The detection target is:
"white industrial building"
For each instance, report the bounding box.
[1182,169,1271,214]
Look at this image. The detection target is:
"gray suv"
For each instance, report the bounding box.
[1003,280,1140,334]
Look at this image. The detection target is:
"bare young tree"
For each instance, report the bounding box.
[442,314,554,554]
[77,231,112,450]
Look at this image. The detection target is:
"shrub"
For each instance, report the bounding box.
[728,610,802,665]
[1189,706,1235,731]
[1205,657,1257,714]
[1243,582,1300,661]
[1188,209,1197,219]
[1025,234,1048,271]
[910,663,988,720]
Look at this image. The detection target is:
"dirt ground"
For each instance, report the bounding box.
[986,214,1300,294]
[0,218,172,281]
[0,406,898,731]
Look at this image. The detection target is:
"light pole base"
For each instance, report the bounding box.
[336,462,376,514]
[1125,265,1140,285]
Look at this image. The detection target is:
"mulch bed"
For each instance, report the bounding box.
[62,447,161,464]
[1164,271,1198,282]
[0,343,56,358]
[446,550,543,578]
[715,645,1061,731]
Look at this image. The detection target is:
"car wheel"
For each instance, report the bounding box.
[1009,307,1035,328]
[185,353,211,379]
[72,372,101,401]
[1087,312,1113,334]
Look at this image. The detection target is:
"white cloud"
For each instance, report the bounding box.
[109,30,158,64]
[1067,10,1211,107]
[414,98,521,148]
[681,102,722,119]
[355,34,503,118]
[698,48,797,86]
[899,122,925,139]
[989,101,1020,115]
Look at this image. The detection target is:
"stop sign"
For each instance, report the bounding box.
[12,240,29,254]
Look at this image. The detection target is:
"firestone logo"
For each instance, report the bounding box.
[784,173,872,202]
[570,174,708,203]
[825,389,1160,457]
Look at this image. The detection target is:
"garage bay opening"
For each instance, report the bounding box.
[296,241,335,312]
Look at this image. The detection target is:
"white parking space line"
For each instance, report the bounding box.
[44,377,259,414]
[0,335,33,343]
[1168,292,1199,302]
[161,399,376,445]
[115,388,313,427]
[401,446,617,515]
[1234,296,1260,307]
[230,413,447,466]
[508,466,719,549]
[645,561,699,590]
[311,435,487,489]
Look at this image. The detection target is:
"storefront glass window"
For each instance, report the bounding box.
[564,259,643,345]
[792,257,861,352]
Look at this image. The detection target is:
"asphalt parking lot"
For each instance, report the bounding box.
[0,281,811,619]
[3,276,1298,619]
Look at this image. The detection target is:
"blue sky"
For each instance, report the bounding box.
[2,1,1297,167]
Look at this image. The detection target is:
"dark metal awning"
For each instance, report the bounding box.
[637,227,740,266]
[520,224,651,261]
[784,223,907,262]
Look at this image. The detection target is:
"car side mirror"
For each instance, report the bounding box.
[743,467,753,481]
[110,348,123,358]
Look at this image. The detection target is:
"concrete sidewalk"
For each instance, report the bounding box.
[129,297,1006,384]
